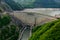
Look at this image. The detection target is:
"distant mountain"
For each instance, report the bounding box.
[34,0,60,8]
[0,0,12,12]
[14,0,60,8]
[1,0,60,11]
[3,0,24,10]
[14,0,35,8]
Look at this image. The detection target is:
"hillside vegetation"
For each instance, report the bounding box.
[0,14,19,40]
[14,0,60,8]
[2,0,24,10]
[29,19,60,40]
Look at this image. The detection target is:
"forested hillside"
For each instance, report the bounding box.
[1,0,60,10]
[29,19,60,40]
[14,0,60,8]
[2,0,24,10]
[0,14,19,40]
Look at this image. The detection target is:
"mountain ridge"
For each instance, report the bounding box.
[14,0,60,8]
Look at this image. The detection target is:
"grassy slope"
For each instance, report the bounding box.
[29,19,60,40]
[39,21,60,40]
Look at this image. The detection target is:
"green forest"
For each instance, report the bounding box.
[14,0,60,8]
[29,19,60,40]
[0,14,19,40]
